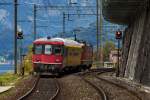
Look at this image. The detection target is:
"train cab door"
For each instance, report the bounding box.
[62,46,68,67]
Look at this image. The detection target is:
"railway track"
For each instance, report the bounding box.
[80,76,108,100]
[75,69,111,100]
[18,76,60,100]
[75,68,115,76]
[76,68,142,100]
[93,75,142,100]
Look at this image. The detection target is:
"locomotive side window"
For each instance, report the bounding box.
[53,46,62,55]
[45,45,52,55]
[35,45,43,54]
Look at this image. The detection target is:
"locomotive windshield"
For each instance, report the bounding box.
[34,44,62,55]
[34,45,43,54]
[45,45,52,54]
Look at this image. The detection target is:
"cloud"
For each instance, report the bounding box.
[17,25,22,32]
[69,0,78,4]
[48,10,61,16]
[80,0,93,6]
[27,16,33,22]
[0,9,12,29]
[0,9,9,24]
[24,0,44,5]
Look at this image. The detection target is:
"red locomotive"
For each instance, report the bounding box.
[32,37,93,74]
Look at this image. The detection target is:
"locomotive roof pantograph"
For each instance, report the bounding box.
[34,37,84,48]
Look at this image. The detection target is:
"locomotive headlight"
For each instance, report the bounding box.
[35,58,41,62]
[55,59,60,62]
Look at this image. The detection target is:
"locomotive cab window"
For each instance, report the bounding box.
[45,45,52,55]
[34,45,43,54]
[53,46,62,55]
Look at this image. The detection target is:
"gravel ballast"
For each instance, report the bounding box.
[57,75,101,100]
[99,75,150,100]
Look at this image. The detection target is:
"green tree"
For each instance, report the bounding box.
[103,41,116,61]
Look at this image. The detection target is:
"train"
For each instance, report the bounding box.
[32,37,93,74]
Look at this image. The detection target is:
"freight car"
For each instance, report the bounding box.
[32,37,93,74]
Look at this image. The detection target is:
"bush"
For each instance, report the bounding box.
[23,45,33,74]
[0,72,20,86]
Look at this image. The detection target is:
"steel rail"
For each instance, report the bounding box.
[94,75,142,100]
[81,76,108,100]
[18,76,60,100]
[17,76,40,100]
[73,68,116,100]
[77,68,141,100]
[49,78,60,100]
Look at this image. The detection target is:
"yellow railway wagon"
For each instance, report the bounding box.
[64,46,82,67]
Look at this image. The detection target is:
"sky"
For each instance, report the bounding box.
[0,0,97,37]
[0,0,124,37]
[0,0,125,58]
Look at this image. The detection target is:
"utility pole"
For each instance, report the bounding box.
[99,0,103,65]
[96,0,99,61]
[14,0,18,74]
[62,12,66,37]
[34,4,37,40]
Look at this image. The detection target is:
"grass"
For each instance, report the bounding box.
[0,72,20,86]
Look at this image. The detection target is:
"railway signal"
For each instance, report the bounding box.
[115,30,122,77]
[17,31,23,39]
[115,31,122,39]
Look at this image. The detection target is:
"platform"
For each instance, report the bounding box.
[0,86,13,93]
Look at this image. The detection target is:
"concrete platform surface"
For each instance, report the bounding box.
[0,86,13,93]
